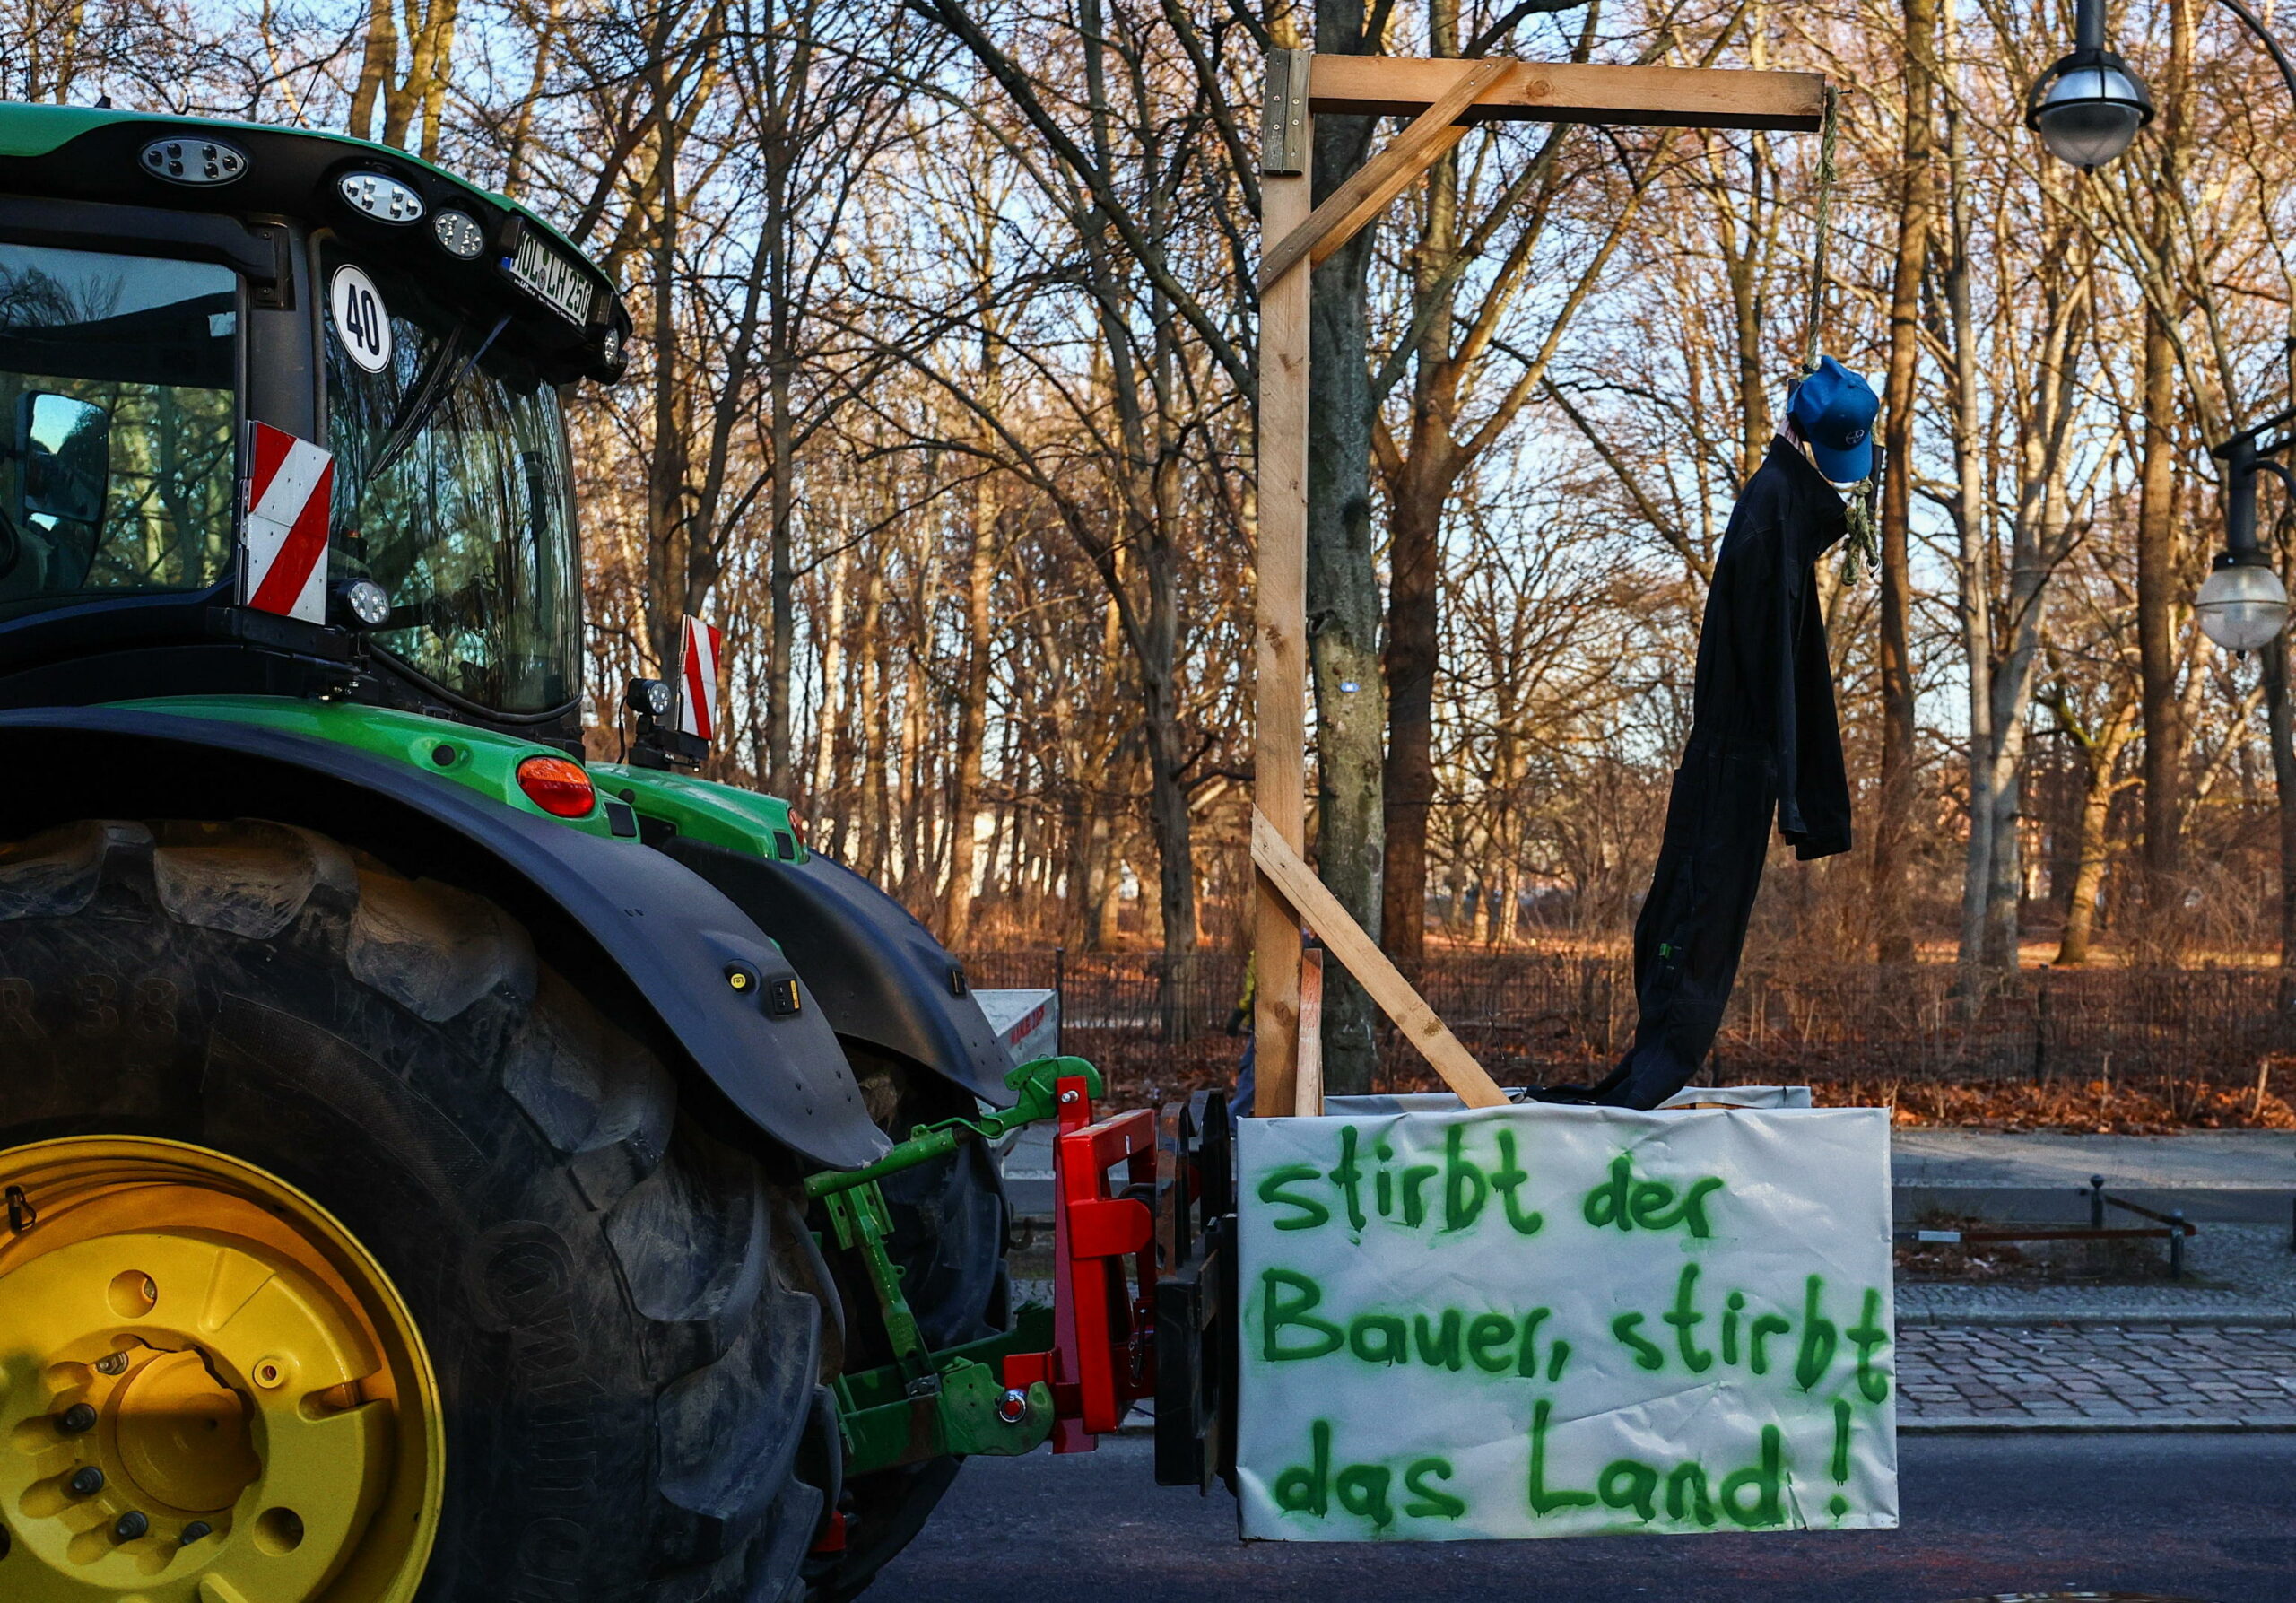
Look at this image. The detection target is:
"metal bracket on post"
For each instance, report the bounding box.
[1262,46,1311,175]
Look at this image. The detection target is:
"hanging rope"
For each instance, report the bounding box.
[1801,84,1840,378]
[1794,85,1882,585]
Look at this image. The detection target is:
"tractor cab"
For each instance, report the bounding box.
[0,102,631,745]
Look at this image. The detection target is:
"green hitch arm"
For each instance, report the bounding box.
[803,1055,1104,1201]
[805,1055,1109,1478]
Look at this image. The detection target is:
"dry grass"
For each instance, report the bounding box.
[1078,1039,2296,1132]
[1820,1074,2296,1134]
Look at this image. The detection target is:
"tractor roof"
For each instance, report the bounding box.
[0,100,629,382]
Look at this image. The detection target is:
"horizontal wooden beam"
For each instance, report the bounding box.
[1252,809,1509,1111]
[1309,56,1825,133]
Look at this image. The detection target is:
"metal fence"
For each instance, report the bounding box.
[962,949,2296,1093]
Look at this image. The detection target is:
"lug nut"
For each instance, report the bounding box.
[180,1521,213,1546]
[57,1403,97,1434]
[69,1467,105,1496]
[114,1512,149,1541]
[94,1352,129,1376]
[996,1388,1031,1424]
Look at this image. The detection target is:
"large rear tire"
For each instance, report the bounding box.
[0,818,839,1603]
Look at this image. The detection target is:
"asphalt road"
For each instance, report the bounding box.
[876,1433,2296,1603]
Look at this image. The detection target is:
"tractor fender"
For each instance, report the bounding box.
[0,708,891,1172]
[659,837,1014,1108]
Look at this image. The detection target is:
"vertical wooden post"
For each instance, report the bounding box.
[1295,945,1326,1117]
[1254,48,1312,1117]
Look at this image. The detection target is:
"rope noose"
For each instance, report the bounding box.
[1797,85,1881,586]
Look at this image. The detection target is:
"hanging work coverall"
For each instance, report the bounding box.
[1578,435,1852,1108]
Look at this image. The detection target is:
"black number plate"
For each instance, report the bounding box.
[509,231,595,327]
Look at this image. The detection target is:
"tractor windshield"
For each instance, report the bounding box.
[0,242,238,621]
[322,240,578,716]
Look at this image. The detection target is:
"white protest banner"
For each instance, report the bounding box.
[1237,1104,1896,1541]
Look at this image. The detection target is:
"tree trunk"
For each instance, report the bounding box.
[944,484,997,950]
[810,544,847,819]
[1382,469,1448,976]
[2054,702,2135,967]
[1947,13,1993,977]
[858,563,889,881]
[1376,2,1460,980]
[350,0,396,141]
[642,107,689,675]
[1088,809,1121,949]
[1874,0,1937,966]
[2136,0,2196,951]
[416,0,461,161]
[1981,745,2022,966]
[761,22,798,798]
[1309,0,1386,1093]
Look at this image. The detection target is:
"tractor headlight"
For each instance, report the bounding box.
[627,677,675,719]
[335,578,392,629]
[432,210,486,259]
[340,171,425,224]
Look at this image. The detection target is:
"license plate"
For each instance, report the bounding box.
[509,231,595,327]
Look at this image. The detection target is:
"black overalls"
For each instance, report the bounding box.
[1584,436,1852,1108]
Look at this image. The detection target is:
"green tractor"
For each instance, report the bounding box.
[0,102,1175,1603]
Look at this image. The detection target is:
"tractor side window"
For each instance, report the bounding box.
[0,243,238,620]
[320,242,579,716]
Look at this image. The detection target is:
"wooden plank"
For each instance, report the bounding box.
[1308,56,1824,132]
[1252,131,1313,1118]
[1257,58,1509,295]
[1252,809,1509,1110]
[1295,946,1325,1117]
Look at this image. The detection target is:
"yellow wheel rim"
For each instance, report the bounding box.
[0,1138,443,1603]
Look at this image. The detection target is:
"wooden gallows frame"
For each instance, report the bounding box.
[1252,49,1825,1118]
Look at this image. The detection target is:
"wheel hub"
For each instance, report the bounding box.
[0,1138,442,1602]
[115,1347,261,1513]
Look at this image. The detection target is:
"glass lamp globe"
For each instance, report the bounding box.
[2031,58,2152,169]
[2196,559,2290,653]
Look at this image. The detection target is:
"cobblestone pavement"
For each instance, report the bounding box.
[1898,1322,2296,1428]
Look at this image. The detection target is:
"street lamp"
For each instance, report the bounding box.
[2028,0,2296,174]
[2200,419,2295,653]
[2025,0,2153,170]
[2030,0,2296,651]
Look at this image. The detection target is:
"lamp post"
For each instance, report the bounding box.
[2029,0,2296,650]
[2200,418,2296,652]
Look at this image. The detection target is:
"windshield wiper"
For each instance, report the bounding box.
[365,312,510,483]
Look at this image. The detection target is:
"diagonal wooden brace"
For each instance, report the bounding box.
[1250,807,1509,1111]
[1256,57,1512,296]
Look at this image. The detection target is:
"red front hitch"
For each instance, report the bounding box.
[1002,1074,1159,1451]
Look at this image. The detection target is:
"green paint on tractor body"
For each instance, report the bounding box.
[109,695,808,863]
[108,694,622,837]
[594,761,808,861]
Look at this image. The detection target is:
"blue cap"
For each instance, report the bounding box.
[1788,355,1879,483]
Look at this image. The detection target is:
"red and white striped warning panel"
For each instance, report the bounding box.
[676,614,723,743]
[241,423,333,623]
